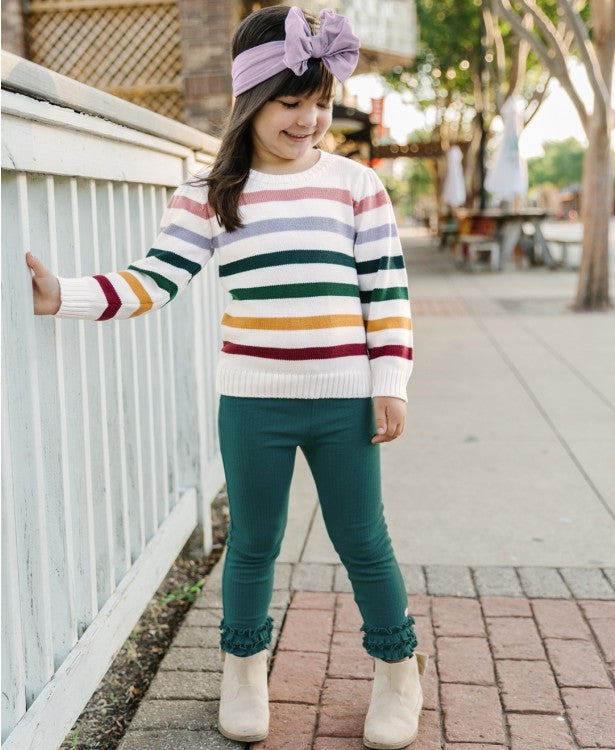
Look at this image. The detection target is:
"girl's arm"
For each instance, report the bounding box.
[353,169,412,444]
[26,183,214,320]
[354,168,413,398]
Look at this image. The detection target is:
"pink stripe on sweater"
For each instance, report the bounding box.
[353,190,388,215]
[240,187,352,207]
[169,188,353,219]
[168,194,215,219]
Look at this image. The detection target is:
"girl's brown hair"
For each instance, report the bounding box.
[198,5,335,232]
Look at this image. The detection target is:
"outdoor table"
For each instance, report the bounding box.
[456,208,554,270]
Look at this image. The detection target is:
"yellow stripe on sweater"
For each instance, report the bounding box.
[366,316,412,332]
[119,271,154,317]
[222,313,364,330]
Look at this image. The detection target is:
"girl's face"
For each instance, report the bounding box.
[250,89,333,173]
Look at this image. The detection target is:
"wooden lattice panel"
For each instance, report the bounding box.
[25,0,184,120]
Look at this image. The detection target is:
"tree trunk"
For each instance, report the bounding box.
[575,111,612,309]
[574,0,614,310]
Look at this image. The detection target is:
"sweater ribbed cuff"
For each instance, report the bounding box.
[371,367,410,402]
[55,277,102,320]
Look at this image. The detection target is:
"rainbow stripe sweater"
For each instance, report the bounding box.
[56,151,413,400]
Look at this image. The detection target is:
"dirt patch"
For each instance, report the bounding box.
[61,490,229,750]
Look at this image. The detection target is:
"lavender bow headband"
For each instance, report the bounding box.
[231,6,360,96]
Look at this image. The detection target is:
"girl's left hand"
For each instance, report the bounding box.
[371,397,406,444]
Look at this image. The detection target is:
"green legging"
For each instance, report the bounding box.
[218,396,417,660]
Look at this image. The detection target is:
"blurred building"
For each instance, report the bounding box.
[2,0,416,137]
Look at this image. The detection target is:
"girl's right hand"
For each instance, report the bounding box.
[25,252,61,315]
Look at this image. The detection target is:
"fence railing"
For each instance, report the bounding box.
[1,51,226,749]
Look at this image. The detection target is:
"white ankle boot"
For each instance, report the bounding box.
[363,652,428,750]
[217,650,270,742]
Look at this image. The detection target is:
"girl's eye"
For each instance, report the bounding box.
[279,101,299,109]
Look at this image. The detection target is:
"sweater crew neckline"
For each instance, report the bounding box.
[247,150,333,184]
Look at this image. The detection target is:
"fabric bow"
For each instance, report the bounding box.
[283,6,360,83]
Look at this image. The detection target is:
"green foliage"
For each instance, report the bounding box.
[380,160,435,218]
[158,577,207,605]
[527,138,585,188]
[381,0,565,137]
[382,0,480,134]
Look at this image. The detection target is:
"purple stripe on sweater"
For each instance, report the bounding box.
[355,223,398,245]
[216,217,355,248]
[161,222,214,251]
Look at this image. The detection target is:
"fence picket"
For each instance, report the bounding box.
[136,183,159,536]
[1,344,27,741]
[106,179,132,581]
[46,175,81,651]
[3,173,56,702]
[26,175,78,668]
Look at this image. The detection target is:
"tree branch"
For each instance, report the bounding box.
[514,0,571,64]
[490,0,589,130]
[483,4,506,110]
[556,16,575,52]
[508,13,532,96]
[557,0,610,114]
[524,71,551,126]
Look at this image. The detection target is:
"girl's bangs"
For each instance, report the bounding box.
[272,61,335,101]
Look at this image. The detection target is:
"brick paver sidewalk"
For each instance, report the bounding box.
[250,592,615,750]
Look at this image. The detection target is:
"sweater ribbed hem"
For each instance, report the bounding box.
[55,277,102,320]
[216,366,373,399]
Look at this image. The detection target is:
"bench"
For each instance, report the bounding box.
[543,237,582,269]
[456,233,500,271]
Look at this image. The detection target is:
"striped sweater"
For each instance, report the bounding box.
[56,151,413,400]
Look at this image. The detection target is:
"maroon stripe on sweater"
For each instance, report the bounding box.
[353,190,389,215]
[369,345,413,360]
[222,341,368,360]
[94,275,122,321]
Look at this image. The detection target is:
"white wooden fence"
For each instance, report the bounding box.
[1,51,227,749]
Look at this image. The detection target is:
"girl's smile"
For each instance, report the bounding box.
[250,91,333,173]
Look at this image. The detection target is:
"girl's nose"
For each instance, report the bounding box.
[296,106,317,127]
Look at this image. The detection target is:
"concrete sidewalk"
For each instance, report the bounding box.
[118,232,615,750]
[292,230,615,569]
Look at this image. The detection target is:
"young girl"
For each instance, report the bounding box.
[26,5,427,748]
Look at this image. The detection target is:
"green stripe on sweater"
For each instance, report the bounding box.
[146,248,201,277]
[230,282,360,301]
[360,287,409,304]
[355,255,405,275]
[219,249,356,277]
[128,265,178,301]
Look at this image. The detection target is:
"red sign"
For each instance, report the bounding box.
[370,97,385,138]
[370,97,384,124]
